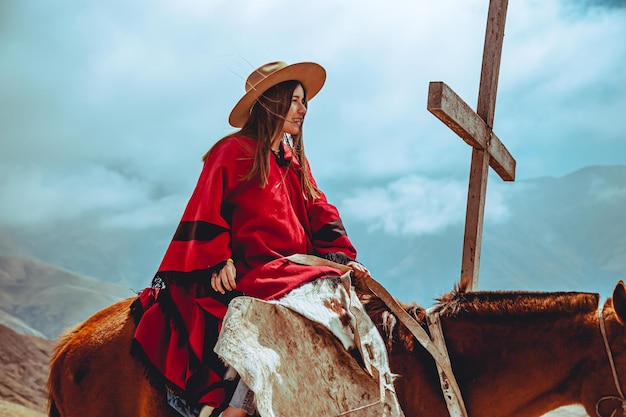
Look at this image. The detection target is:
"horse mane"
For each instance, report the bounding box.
[48,322,81,415]
[358,283,600,353]
[357,290,427,353]
[433,285,600,318]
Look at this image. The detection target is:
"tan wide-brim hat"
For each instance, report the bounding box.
[228,61,326,128]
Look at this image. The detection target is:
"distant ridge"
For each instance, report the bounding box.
[349,164,626,305]
[0,256,131,339]
[0,165,624,309]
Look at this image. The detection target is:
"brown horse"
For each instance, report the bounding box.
[48,280,626,417]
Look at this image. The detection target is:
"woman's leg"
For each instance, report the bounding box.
[220,406,248,417]
[199,378,255,417]
[226,378,256,415]
[199,405,247,417]
[199,405,215,417]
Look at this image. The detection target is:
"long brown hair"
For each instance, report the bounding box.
[204,80,319,199]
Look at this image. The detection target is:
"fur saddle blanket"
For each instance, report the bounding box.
[214,273,405,417]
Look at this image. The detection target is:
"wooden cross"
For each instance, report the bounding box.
[427,0,516,291]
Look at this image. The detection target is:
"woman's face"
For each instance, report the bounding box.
[281,84,307,135]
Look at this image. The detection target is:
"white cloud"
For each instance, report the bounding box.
[102,193,186,229]
[0,0,624,230]
[338,175,511,236]
[497,0,626,178]
[0,163,187,228]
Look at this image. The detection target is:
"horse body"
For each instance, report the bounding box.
[48,282,626,417]
[48,298,176,417]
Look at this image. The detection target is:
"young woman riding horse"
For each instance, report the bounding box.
[131,61,372,417]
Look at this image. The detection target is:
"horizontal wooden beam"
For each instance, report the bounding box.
[427,81,516,181]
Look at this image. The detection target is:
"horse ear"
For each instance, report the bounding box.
[612,281,626,324]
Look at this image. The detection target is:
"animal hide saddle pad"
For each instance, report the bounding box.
[214,273,405,417]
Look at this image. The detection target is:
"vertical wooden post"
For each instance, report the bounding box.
[427,0,515,291]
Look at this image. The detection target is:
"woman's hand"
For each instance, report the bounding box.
[346,260,371,280]
[211,260,237,294]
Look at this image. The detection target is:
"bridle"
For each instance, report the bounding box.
[596,302,626,417]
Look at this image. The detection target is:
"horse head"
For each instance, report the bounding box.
[584,281,626,417]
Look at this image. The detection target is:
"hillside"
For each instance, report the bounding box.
[0,324,52,416]
[0,256,132,339]
[0,401,44,417]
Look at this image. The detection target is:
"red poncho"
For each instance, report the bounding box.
[132,135,357,408]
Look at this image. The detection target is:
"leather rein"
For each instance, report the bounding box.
[597,302,626,417]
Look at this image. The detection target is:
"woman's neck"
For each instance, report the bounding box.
[271,138,282,152]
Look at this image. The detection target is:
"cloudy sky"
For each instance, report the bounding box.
[1,0,625,243]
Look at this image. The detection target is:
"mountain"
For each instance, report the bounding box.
[0,164,624,308]
[0,219,170,290]
[0,256,132,339]
[0,258,131,414]
[0,323,52,416]
[350,165,626,305]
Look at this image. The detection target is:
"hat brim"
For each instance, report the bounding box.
[228,62,326,128]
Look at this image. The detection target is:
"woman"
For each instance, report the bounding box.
[132,61,370,417]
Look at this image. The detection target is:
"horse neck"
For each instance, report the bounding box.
[441,307,598,417]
